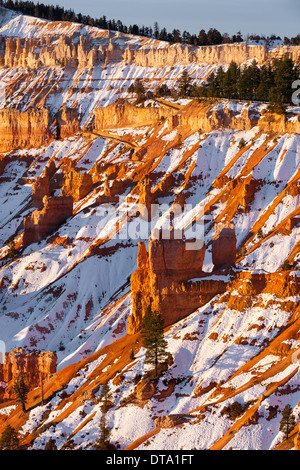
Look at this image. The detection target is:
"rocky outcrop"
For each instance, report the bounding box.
[94,98,176,130]
[127,42,300,67]
[128,232,232,334]
[294,428,300,450]
[32,162,57,209]
[154,414,188,428]
[212,223,237,270]
[0,347,57,400]
[258,112,300,134]
[0,108,52,152]
[168,100,261,134]
[128,218,208,334]
[57,107,81,139]
[61,167,93,202]
[0,33,299,70]
[23,195,73,247]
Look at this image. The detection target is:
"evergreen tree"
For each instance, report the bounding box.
[177,71,193,98]
[7,235,15,258]
[44,438,57,450]
[211,66,225,97]
[273,58,298,104]
[99,381,112,414]
[155,83,171,98]
[94,381,112,450]
[279,404,296,439]
[141,305,169,378]
[237,60,260,100]
[94,412,112,450]
[256,63,274,101]
[128,78,146,104]
[13,372,29,412]
[0,425,19,450]
[197,29,207,46]
[222,61,240,99]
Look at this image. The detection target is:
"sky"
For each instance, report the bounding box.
[37,0,300,38]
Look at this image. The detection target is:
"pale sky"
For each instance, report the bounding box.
[34,0,300,38]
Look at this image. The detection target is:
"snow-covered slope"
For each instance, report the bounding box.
[0,8,299,451]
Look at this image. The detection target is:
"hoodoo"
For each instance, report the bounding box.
[212,222,237,270]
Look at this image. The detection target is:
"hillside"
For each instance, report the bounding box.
[0,7,299,451]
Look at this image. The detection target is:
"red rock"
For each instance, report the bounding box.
[0,347,57,400]
[212,222,237,269]
[57,107,81,139]
[0,108,52,152]
[128,227,208,334]
[23,195,73,247]
[61,168,93,202]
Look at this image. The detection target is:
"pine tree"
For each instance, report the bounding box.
[177,71,192,98]
[99,381,112,414]
[279,404,296,439]
[141,305,169,378]
[0,425,19,450]
[94,412,112,450]
[44,438,57,450]
[7,235,15,258]
[94,381,112,450]
[13,372,29,413]
[222,61,240,99]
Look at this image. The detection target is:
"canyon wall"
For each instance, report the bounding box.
[94,98,176,130]
[94,98,300,136]
[0,108,52,152]
[130,42,300,67]
[0,34,299,70]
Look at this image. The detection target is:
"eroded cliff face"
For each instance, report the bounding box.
[129,42,300,67]
[94,98,300,137]
[128,231,215,334]
[212,222,237,269]
[0,108,51,152]
[0,10,300,451]
[2,34,300,70]
[57,107,81,139]
[94,98,176,130]
[0,347,57,400]
[23,195,73,247]
[61,167,93,202]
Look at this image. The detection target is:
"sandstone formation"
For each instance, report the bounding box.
[94,98,300,137]
[128,231,231,334]
[0,33,299,70]
[212,223,237,270]
[0,108,51,152]
[56,107,81,139]
[61,167,93,202]
[94,98,176,130]
[128,214,209,334]
[130,42,300,67]
[32,162,57,208]
[23,195,73,247]
[0,347,57,400]
[137,177,154,221]
[294,428,300,450]
[258,111,300,134]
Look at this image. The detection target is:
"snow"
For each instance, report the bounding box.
[0,8,299,451]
